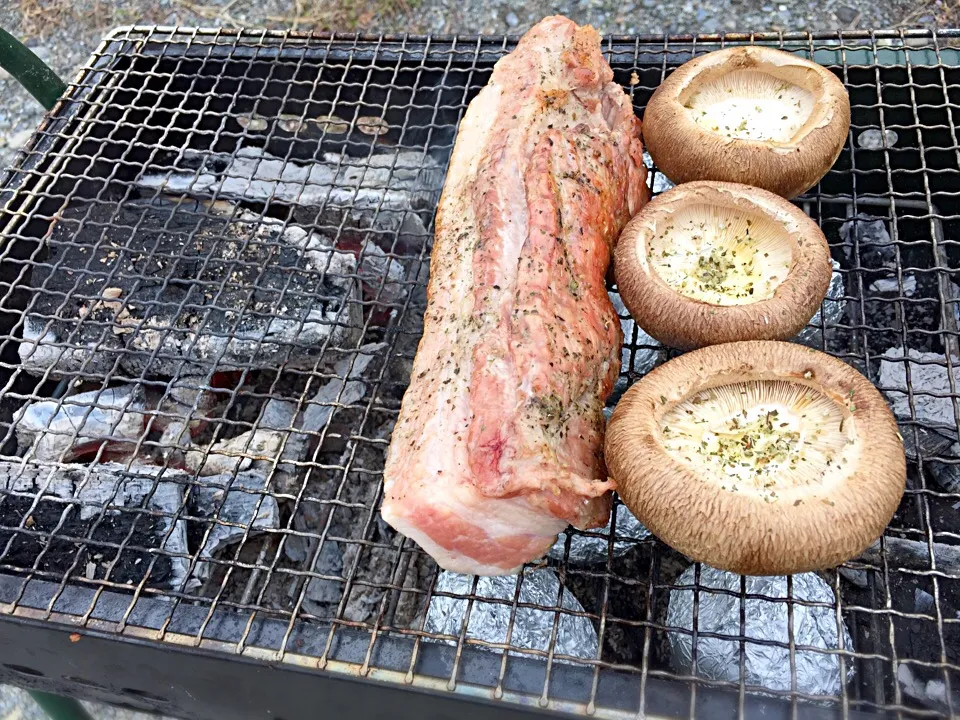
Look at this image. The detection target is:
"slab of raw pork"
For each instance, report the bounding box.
[381,16,648,575]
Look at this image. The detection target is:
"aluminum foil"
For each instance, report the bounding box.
[667,565,854,697]
[795,260,845,348]
[424,568,598,661]
[609,291,660,407]
[643,151,675,194]
[548,503,650,564]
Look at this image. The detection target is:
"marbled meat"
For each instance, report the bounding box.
[381,16,648,575]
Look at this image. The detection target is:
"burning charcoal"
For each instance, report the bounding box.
[548,503,650,565]
[183,427,283,477]
[269,343,382,502]
[794,260,845,348]
[138,147,443,213]
[878,350,960,486]
[140,148,433,292]
[287,228,407,308]
[667,565,854,696]
[191,470,280,582]
[0,460,190,590]
[21,199,361,376]
[152,374,221,460]
[276,345,386,601]
[424,568,599,661]
[15,386,147,463]
[840,214,895,270]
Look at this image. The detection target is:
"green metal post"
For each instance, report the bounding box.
[27,690,95,720]
[0,26,66,110]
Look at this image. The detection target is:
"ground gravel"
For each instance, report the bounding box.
[0,0,935,168]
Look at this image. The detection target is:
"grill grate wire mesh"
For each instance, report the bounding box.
[0,26,959,719]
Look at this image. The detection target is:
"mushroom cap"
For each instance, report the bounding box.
[605,341,905,576]
[614,181,832,350]
[642,46,851,199]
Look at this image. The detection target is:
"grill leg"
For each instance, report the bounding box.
[27,690,94,720]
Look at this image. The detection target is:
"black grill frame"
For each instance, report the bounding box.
[0,25,959,720]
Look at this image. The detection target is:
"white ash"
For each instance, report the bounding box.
[794,260,846,348]
[356,242,407,305]
[294,419,389,613]
[667,565,854,697]
[840,215,896,270]
[15,386,147,463]
[152,375,219,459]
[0,460,190,591]
[424,568,599,662]
[857,128,898,150]
[190,469,280,582]
[897,662,960,714]
[132,215,360,374]
[300,541,343,605]
[548,503,650,565]
[183,427,283,477]
[140,149,430,311]
[869,274,917,296]
[286,227,408,307]
[266,344,384,612]
[20,200,362,377]
[137,147,443,213]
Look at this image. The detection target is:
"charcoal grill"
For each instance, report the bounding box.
[0,25,959,720]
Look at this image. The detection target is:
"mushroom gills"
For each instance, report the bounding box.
[660,379,856,502]
[685,70,815,143]
[647,203,792,305]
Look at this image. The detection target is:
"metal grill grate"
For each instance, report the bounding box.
[1,26,960,720]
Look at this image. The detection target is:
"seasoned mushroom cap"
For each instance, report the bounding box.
[605,341,905,575]
[614,181,832,350]
[643,46,851,198]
